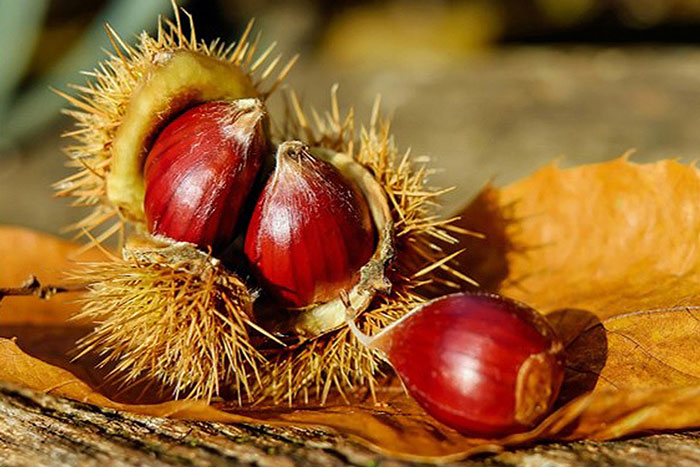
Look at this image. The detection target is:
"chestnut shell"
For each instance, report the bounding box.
[374,292,565,437]
[107,50,259,221]
[144,99,266,252]
[244,141,376,308]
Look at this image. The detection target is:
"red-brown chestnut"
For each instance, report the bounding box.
[244,141,376,308]
[144,98,267,252]
[349,292,565,437]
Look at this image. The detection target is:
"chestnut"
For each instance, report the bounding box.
[244,141,376,308]
[143,98,267,252]
[349,292,565,437]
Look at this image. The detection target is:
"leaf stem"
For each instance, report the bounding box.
[0,275,87,303]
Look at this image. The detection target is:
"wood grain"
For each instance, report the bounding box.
[3,380,700,466]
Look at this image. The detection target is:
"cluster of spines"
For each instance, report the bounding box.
[69,251,262,403]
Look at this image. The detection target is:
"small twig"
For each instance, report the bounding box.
[0,275,87,303]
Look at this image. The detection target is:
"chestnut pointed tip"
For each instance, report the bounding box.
[272,141,312,176]
[236,96,264,109]
[234,97,266,121]
[277,140,309,160]
[219,98,266,142]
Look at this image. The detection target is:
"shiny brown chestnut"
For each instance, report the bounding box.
[244,141,376,308]
[349,292,565,437]
[144,98,267,252]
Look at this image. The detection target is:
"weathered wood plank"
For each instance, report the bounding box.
[3,380,700,466]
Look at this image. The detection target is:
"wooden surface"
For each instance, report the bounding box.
[2,380,700,467]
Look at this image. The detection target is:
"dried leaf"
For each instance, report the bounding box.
[5,158,700,462]
[457,157,700,317]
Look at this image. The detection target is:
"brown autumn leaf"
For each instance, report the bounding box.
[5,156,700,461]
[458,157,700,316]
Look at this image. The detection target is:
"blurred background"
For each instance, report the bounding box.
[3,0,700,235]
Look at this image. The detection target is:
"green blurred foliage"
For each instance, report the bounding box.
[0,0,171,152]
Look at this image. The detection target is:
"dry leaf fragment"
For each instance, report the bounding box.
[450,157,700,446]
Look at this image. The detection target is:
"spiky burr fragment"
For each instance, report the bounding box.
[70,243,262,402]
[53,2,473,407]
[258,299,413,405]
